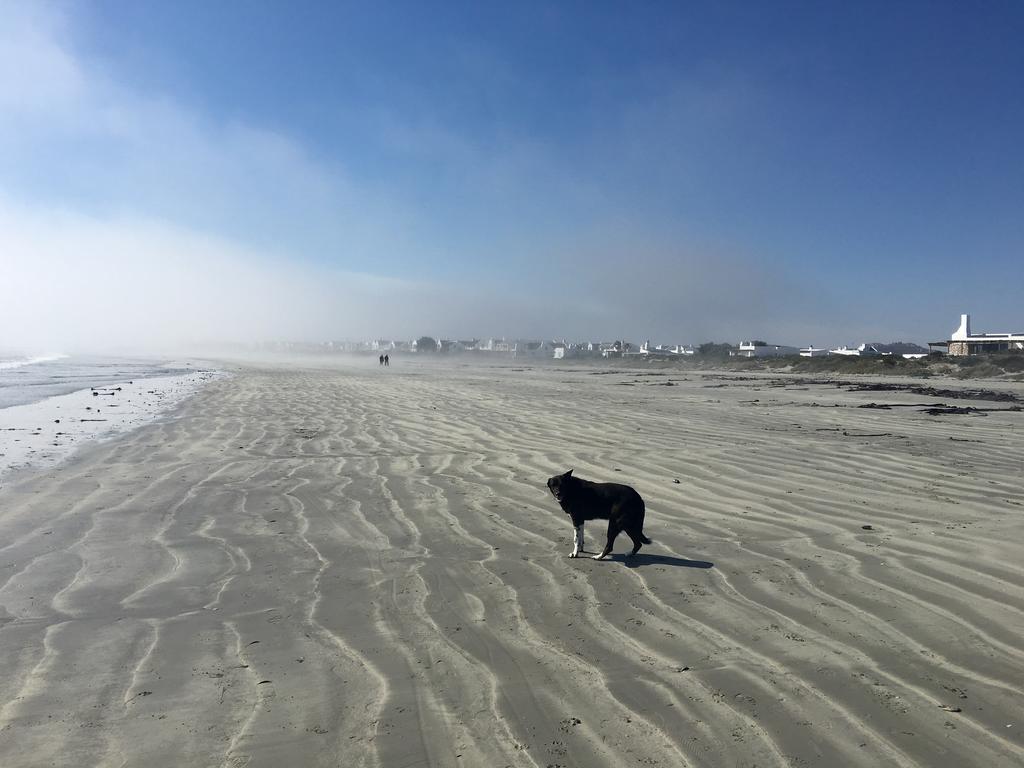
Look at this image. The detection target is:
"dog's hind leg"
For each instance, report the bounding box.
[625,526,645,556]
[593,520,620,560]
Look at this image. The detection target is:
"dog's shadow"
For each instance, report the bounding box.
[604,553,714,569]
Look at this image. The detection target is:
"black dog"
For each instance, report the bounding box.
[547,469,651,559]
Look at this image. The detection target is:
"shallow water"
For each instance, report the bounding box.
[0,355,193,409]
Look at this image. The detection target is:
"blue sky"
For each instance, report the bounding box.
[2,1,1022,350]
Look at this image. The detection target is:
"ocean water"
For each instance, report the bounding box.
[0,354,195,410]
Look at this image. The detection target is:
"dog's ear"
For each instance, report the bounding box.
[564,468,573,478]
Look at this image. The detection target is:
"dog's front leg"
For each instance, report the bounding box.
[569,523,584,558]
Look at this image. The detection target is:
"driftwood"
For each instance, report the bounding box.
[847,382,1020,403]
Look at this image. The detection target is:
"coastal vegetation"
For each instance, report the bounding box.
[642,351,1024,380]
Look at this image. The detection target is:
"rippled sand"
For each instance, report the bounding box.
[1,358,1022,767]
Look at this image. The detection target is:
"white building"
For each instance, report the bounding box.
[943,313,1024,356]
[735,341,799,358]
[830,343,882,357]
[598,341,629,357]
[799,346,829,357]
[638,341,695,356]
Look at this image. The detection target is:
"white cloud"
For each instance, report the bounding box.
[0,4,431,273]
[0,198,375,350]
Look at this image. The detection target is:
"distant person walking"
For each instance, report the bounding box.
[384,354,390,367]
[379,354,384,366]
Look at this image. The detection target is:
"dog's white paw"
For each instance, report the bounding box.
[592,553,608,560]
[569,551,579,559]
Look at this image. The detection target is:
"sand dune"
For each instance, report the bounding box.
[1,359,1022,767]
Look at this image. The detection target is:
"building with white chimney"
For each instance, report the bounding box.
[943,314,1024,356]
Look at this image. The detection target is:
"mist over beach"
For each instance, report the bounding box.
[2,3,1024,767]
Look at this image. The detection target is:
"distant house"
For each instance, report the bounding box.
[599,340,633,358]
[638,341,696,356]
[735,341,799,358]
[830,343,882,357]
[555,342,589,359]
[509,340,538,357]
[937,314,1024,356]
[514,340,559,358]
[874,341,929,356]
[799,346,829,357]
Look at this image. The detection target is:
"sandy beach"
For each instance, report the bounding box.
[0,357,1022,767]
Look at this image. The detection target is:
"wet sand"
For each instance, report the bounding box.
[0,369,220,477]
[1,358,1022,767]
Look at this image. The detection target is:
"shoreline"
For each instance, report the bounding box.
[0,366,223,481]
